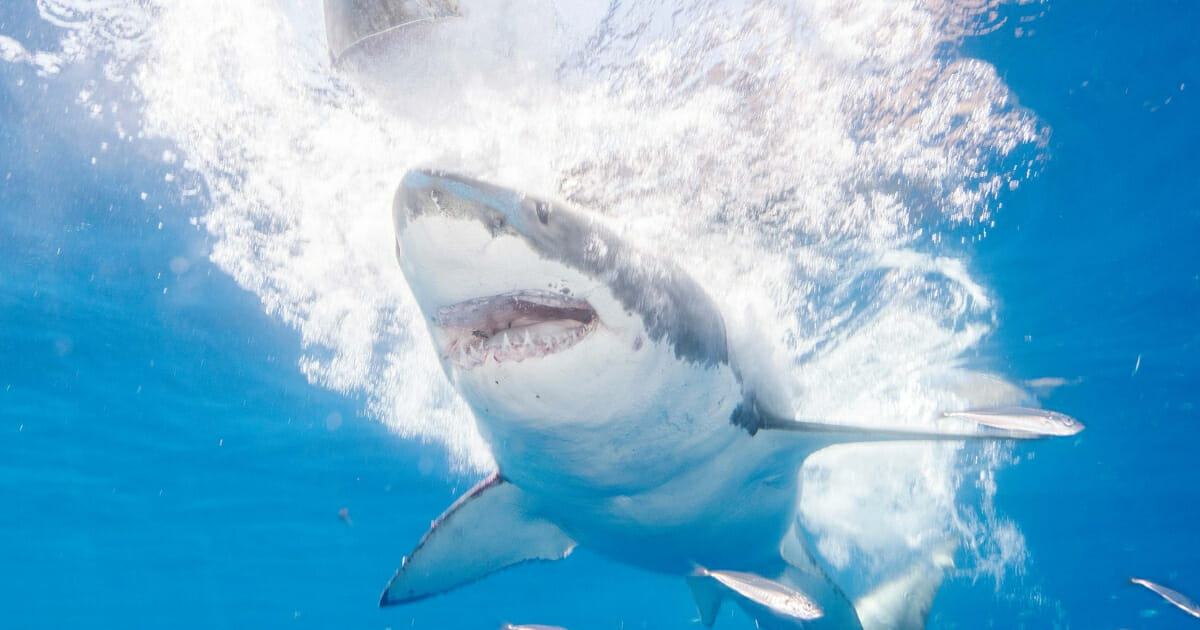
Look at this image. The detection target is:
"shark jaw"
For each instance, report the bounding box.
[434,290,600,370]
[391,169,748,495]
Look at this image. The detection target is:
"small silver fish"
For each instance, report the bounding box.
[1022,377,1080,393]
[500,624,568,630]
[941,406,1084,437]
[1131,577,1200,618]
[701,568,823,621]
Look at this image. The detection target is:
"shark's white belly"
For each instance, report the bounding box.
[457,333,739,479]
[457,336,797,574]
[547,431,801,574]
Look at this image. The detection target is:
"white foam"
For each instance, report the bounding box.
[11,0,1047,593]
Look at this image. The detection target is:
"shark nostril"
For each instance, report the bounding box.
[535,201,550,225]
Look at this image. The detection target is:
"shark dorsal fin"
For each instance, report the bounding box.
[324,0,461,62]
[380,472,575,606]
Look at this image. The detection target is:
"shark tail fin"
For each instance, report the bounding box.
[685,571,726,627]
[853,539,958,630]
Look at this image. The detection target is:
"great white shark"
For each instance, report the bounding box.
[379,168,1081,629]
[317,3,1081,626]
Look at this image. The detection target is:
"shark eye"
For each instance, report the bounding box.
[535,201,550,225]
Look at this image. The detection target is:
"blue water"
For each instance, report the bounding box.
[964,3,1200,627]
[2,2,1198,629]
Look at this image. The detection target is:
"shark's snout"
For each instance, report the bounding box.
[392,169,608,371]
[393,169,444,237]
[392,169,731,371]
[394,169,535,241]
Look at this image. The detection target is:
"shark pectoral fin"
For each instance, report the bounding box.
[758,414,1044,443]
[750,396,1080,443]
[685,571,725,627]
[379,472,575,606]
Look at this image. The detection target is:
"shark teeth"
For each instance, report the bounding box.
[442,317,598,370]
[435,290,600,371]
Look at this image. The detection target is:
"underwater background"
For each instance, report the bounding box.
[1,1,1197,628]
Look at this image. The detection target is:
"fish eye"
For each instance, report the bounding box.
[535,201,550,225]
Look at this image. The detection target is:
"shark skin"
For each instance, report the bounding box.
[378,169,1079,629]
[323,0,460,62]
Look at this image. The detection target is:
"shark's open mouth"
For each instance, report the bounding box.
[435,291,598,369]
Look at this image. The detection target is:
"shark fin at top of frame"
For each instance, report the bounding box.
[324,0,461,62]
